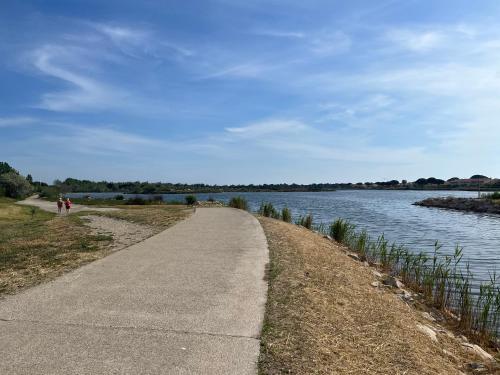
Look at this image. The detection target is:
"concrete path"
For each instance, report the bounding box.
[0,208,269,374]
[16,195,118,213]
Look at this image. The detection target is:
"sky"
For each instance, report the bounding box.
[1,0,500,184]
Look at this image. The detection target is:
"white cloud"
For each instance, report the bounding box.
[253,29,305,39]
[0,116,38,128]
[386,29,443,52]
[226,120,306,138]
[31,45,127,112]
[309,31,351,55]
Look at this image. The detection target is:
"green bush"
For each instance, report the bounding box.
[0,172,33,199]
[259,202,279,218]
[126,197,147,205]
[229,196,248,210]
[281,207,292,223]
[330,218,355,244]
[483,192,500,200]
[185,195,197,205]
[115,194,124,200]
[296,214,313,229]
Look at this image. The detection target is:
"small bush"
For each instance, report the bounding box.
[185,195,197,205]
[207,196,215,202]
[152,195,164,203]
[126,197,147,205]
[115,194,124,200]
[281,207,292,223]
[229,196,248,210]
[296,214,313,229]
[330,218,355,244]
[483,192,500,200]
[259,202,279,218]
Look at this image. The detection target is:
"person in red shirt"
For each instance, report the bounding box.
[64,198,72,214]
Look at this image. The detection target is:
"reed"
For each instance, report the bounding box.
[281,207,292,223]
[296,214,313,229]
[259,202,280,219]
[292,212,500,342]
[228,196,248,210]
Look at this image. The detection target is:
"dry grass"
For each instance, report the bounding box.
[0,200,191,297]
[92,205,192,233]
[258,217,493,375]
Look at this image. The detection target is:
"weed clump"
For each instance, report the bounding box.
[281,207,292,223]
[229,196,248,210]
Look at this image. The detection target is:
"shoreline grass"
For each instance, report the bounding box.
[257,201,500,348]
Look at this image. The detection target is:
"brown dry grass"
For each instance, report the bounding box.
[258,217,494,375]
[93,205,192,233]
[0,201,190,297]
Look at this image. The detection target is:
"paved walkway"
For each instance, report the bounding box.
[0,208,269,374]
[16,195,119,213]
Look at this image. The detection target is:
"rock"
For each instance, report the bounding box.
[323,235,333,241]
[362,261,370,267]
[372,270,383,278]
[462,343,494,362]
[421,312,436,322]
[459,335,468,343]
[348,253,360,261]
[466,362,488,374]
[371,281,380,288]
[382,276,404,289]
[416,323,438,342]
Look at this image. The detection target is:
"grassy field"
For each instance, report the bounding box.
[258,217,484,375]
[0,198,191,296]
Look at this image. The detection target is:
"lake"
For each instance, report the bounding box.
[68,190,500,283]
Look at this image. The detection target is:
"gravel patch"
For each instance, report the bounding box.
[81,215,155,252]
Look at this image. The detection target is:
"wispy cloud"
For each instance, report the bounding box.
[385,29,443,52]
[0,116,38,128]
[252,29,305,39]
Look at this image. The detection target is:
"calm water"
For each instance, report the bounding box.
[69,190,500,282]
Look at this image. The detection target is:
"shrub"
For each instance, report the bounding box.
[207,196,215,202]
[229,196,248,210]
[483,192,500,200]
[281,207,292,223]
[259,202,279,218]
[126,197,147,205]
[0,172,33,199]
[115,194,124,200]
[330,218,355,244]
[185,195,197,205]
[296,214,313,229]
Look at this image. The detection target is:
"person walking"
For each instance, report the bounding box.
[64,198,72,214]
[57,198,63,214]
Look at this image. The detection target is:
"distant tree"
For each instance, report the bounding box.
[402,180,408,185]
[426,177,445,185]
[0,172,33,198]
[471,175,488,179]
[415,178,428,185]
[0,162,17,175]
[447,177,460,182]
[26,174,33,184]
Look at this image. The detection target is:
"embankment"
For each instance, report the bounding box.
[258,217,498,374]
[414,197,500,214]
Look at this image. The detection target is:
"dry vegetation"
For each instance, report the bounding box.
[258,217,497,374]
[0,199,191,297]
[92,204,192,233]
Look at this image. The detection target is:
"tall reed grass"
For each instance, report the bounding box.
[321,218,500,345]
[228,196,248,210]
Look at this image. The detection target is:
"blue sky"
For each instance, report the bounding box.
[1,0,500,184]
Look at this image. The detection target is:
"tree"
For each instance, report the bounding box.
[0,162,17,175]
[447,177,460,182]
[26,174,33,184]
[471,175,488,179]
[0,172,33,198]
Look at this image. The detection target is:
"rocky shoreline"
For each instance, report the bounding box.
[414,197,500,214]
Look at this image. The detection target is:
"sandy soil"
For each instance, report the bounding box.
[80,215,155,252]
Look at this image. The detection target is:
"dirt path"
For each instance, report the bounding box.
[16,195,119,214]
[0,207,269,374]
